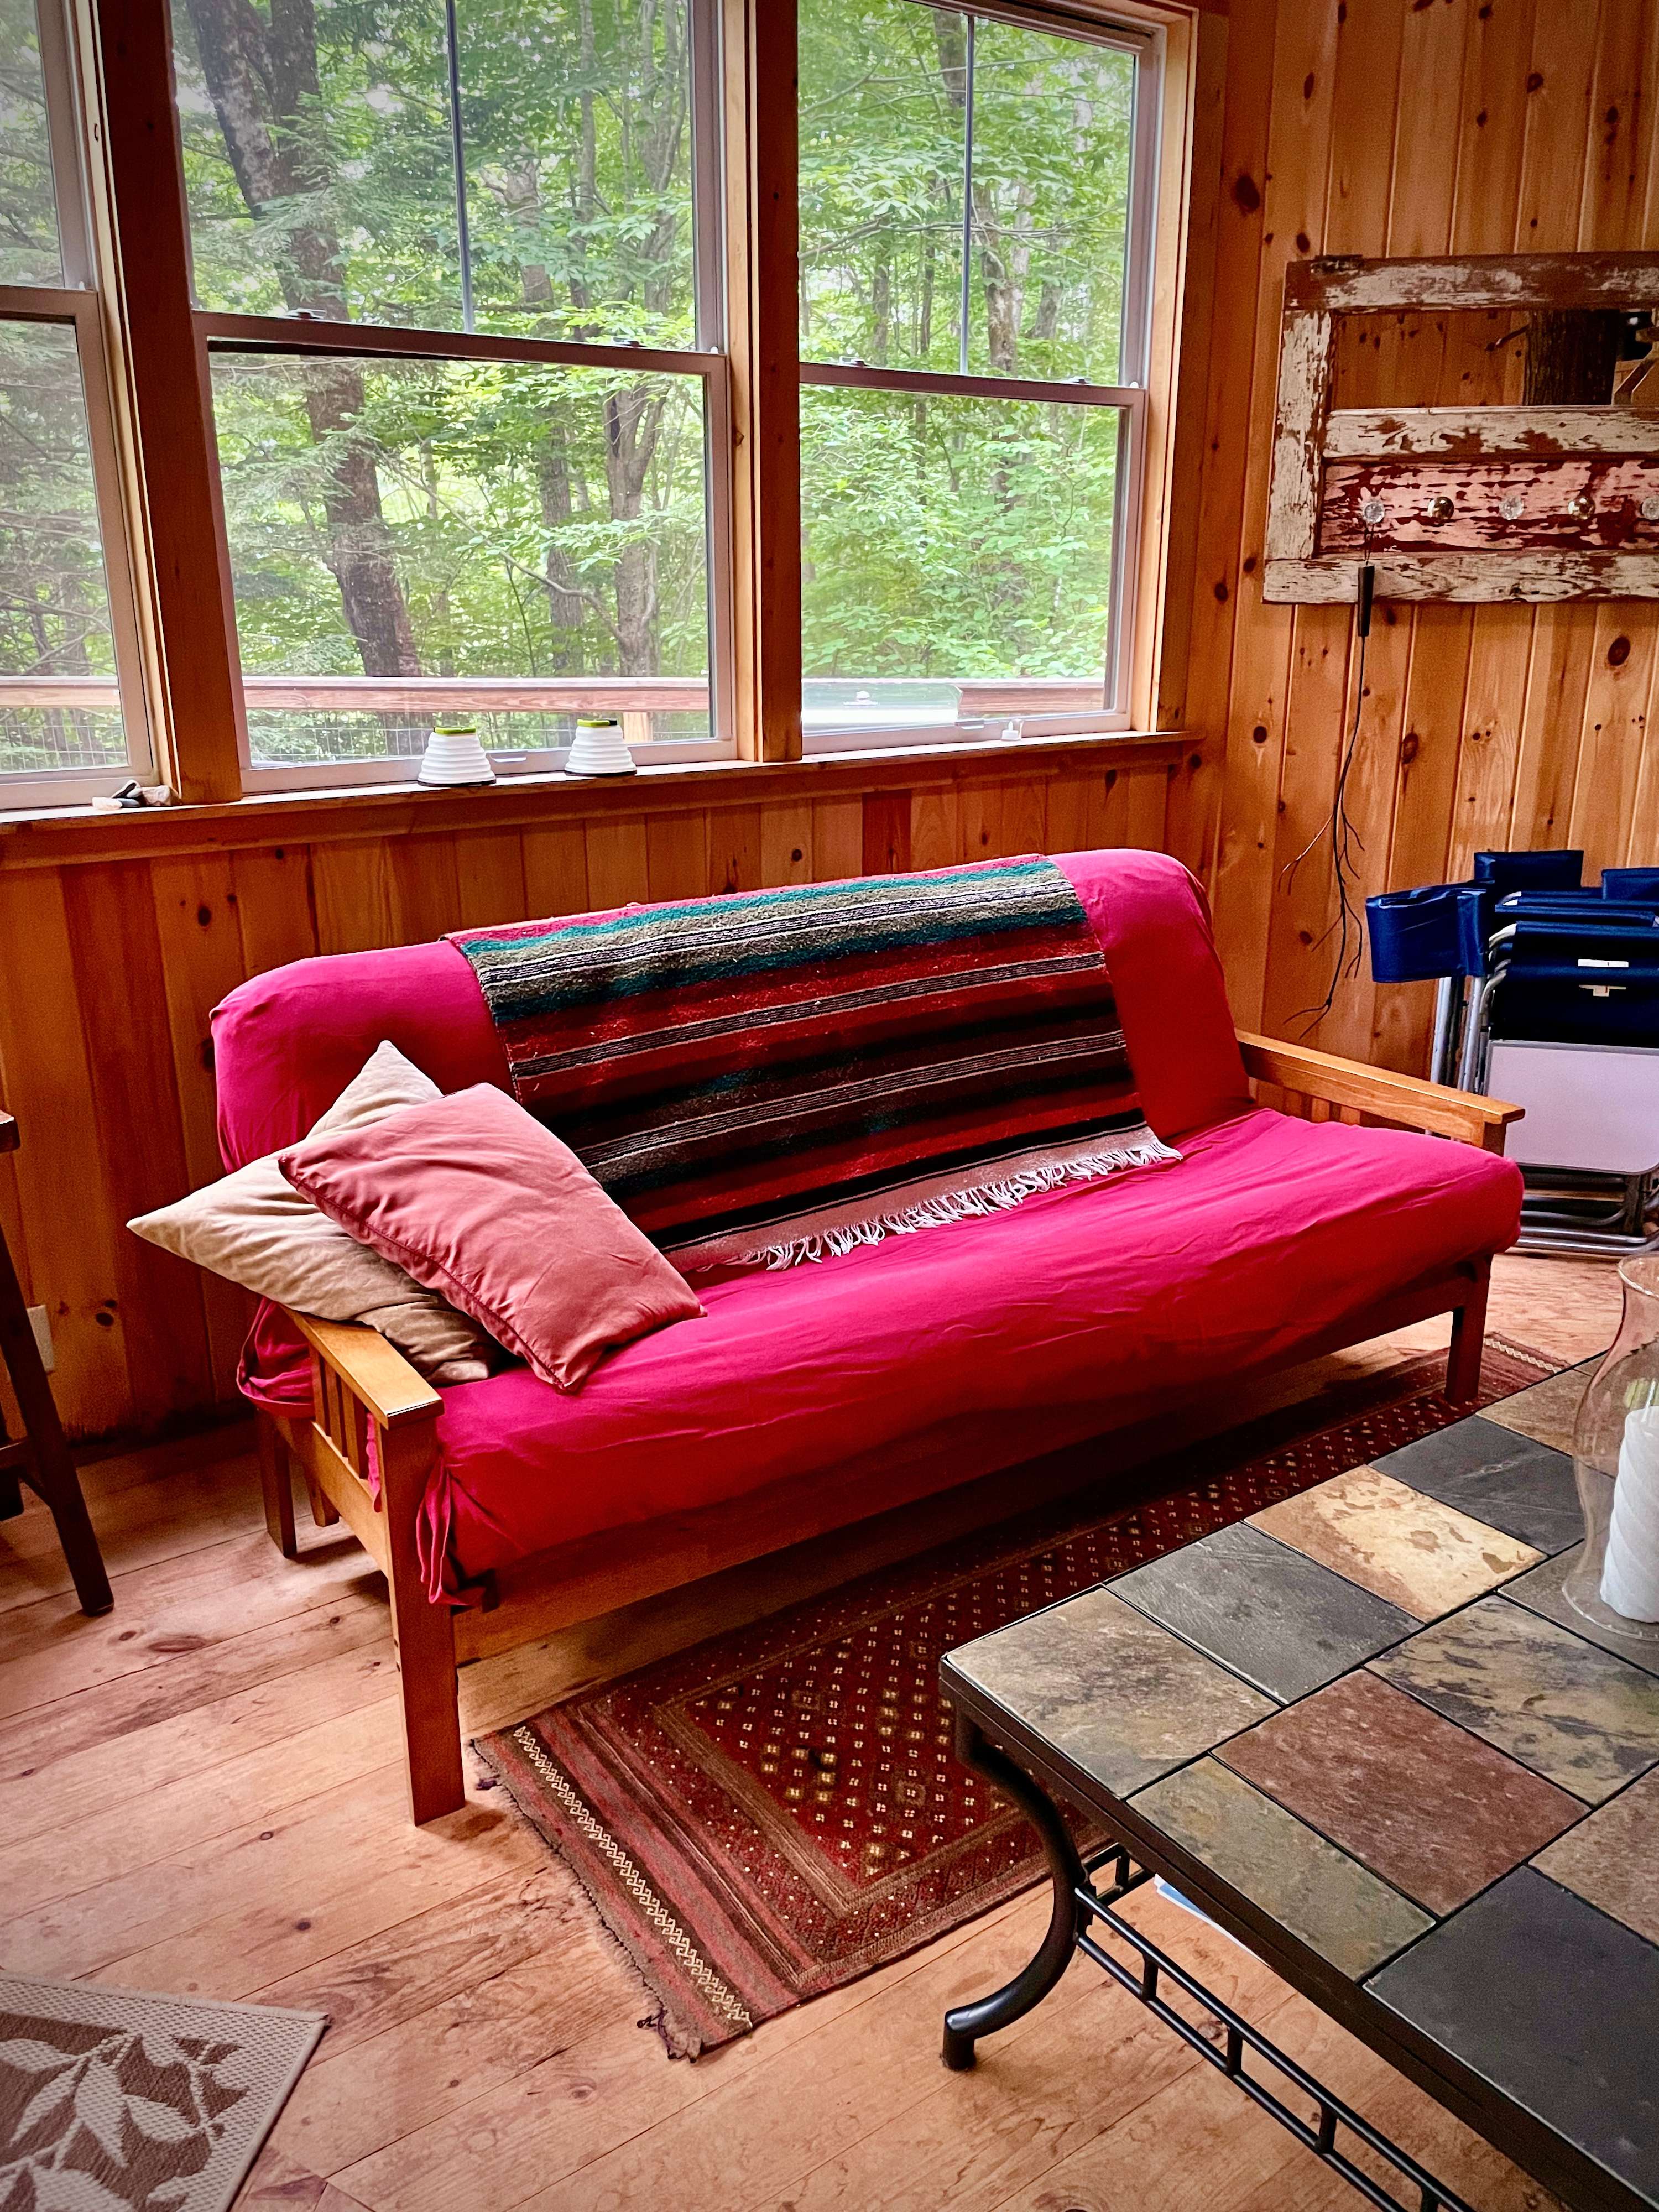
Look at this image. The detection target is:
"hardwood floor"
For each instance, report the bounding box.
[0,1252,1618,2212]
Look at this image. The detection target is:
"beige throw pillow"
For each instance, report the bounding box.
[128,1040,498,1384]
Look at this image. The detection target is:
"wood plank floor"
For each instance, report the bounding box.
[0,1253,1618,2212]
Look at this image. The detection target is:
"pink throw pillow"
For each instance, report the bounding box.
[278,1084,703,1390]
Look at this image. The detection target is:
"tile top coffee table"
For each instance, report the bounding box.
[938,1368,1659,2212]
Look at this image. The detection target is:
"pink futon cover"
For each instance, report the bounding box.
[212,851,1522,1603]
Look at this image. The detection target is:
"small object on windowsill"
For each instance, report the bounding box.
[90,779,174,812]
[564,716,637,779]
[418,719,497,788]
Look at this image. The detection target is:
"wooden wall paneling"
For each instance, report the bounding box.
[645,811,711,902]
[388,834,462,947]
[148,854,256,1394]
[0,870,131,1436]
[1041,774,1090,858]
[1124,764,1170,851]
[1569,609,1658,875]
[1208,0,1340,1030]
[453,828,529,930]
[907,787,960,874]
[1151,9,1228,757]
[1320,601,1412,1063]
[1087,766,1131,849]
[311,841,400,954]
[229,847,319,978]
[1449,0,1538,254]
[520,820,591,917]
[1515,2,1599,250]
[61,863,217,1424]
[1509,606,1597,850]
[1173,0,1279,887]
[585,817,651,910]
[1000,774,1048,858]
[758,803,813,886]
[861,792,911,875]
[707,805,764,893]
[1444,605,1537,883]
[810,797,863,881]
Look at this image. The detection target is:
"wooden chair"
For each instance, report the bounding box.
[0,1112,113,1615]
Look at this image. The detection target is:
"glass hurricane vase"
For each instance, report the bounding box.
[1568,1253,1659,1644]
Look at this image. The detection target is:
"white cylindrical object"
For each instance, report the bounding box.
[1601,1407,1659,1621]
[564,717,637,779]
[417,726,496,786]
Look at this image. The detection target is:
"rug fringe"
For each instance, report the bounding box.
[735,1140,1179,1271]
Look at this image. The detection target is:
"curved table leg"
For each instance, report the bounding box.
[942,1712,1087,2070]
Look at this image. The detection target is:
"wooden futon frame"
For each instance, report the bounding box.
[254,1034,1522,1825]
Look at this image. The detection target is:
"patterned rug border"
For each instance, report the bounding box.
[477,1337,1572,2059]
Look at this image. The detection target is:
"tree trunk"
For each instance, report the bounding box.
[183,0,419,680]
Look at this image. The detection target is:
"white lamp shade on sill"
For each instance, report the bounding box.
[564,718,637,778]
[418,726,497,786]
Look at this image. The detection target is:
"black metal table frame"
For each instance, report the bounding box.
[937,1691,1639,2212]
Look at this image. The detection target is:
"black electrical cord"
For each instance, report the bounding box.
[1281,537,1376,1035]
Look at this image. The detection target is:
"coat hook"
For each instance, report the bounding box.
[1499,492,1525,521]
[1566,492,1595,523]
[1424,495,1455,522]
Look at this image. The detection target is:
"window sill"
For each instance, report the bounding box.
[0,727,1194,868]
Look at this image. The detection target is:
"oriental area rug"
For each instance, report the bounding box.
[479,1339,1566,2059]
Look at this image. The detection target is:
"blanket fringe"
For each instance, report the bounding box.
[734,1139,1177,1271]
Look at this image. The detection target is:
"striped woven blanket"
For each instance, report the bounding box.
[451,855,1177,1271]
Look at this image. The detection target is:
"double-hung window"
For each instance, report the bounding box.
[797,0,1159,750]
[0,0,153,806]
[172,0,733,785]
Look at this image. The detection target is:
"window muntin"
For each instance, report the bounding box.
[797,0,1154,750]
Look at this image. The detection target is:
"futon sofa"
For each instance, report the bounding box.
[214,848,1524,1823]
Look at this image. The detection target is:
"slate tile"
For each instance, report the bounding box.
[1249,1467,1541,1622]
[1533,1767,1659,1948]
[1369,1866,1659,2208]
[1370,1596,1659,1803]
[1481,1363,1594,1459]
[1505,1546,1659,1680]
[1129,1757,1431,1979]
[1218,1670,1582,1916]
[1370,1414,1582,1553]
[1110,1521,1418,1701]
[947,1585,1274,1801]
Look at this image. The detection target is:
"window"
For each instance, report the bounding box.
[173,0,731,784]
[0,0,152,805]
[797,0,1156,749]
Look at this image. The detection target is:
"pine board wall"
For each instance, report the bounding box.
[1,749,1182,1443]
[1178,0,1659,1073]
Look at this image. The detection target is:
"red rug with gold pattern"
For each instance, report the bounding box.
[478,1338,1561,2057]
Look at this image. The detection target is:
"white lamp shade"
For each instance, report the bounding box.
[564,720,637,778]
[418,727,496,786]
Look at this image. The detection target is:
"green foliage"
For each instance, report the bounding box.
[168,0,1136,758]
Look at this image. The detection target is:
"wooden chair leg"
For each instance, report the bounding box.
[381,1423,465,1824]
[1446,1261,1491,1405]
[0,1235,111,1616]
[257,1412,298,1558]
[302,1468,341,1528]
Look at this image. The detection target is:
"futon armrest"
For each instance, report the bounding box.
[291,1313,440,1428]
[1235,1031,1522,1154]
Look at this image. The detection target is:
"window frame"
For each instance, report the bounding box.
[0,0,155,809]
[796,1,1163,757]
[187,0,739,794]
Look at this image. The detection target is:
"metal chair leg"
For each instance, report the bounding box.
[942,1710,1086,2070]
